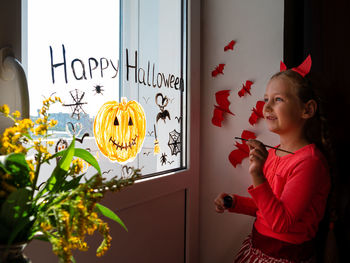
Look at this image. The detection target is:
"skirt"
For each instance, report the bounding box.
[234,228,316,263]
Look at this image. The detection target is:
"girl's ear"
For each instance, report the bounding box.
[302,99,317,119]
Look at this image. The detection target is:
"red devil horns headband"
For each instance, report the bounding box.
[280,55,312,77]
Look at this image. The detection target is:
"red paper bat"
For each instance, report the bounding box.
[224,40,236,52]
[212,90,234,127]
[211,64,225,77]
[228,130,256,167]
[238,80,253,97]
[249,100,265,125]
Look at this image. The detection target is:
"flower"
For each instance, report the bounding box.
[0,98,141,263]
[0,104,10,116]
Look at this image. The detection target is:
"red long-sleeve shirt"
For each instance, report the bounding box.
[229,144,330,244]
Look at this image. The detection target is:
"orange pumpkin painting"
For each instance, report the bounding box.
[93,97,146,164]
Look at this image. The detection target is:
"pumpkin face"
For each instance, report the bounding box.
[93,97,146,163]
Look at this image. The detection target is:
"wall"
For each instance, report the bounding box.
[199,1,283,262]
[0,0,23,133]
[0,0,21,58]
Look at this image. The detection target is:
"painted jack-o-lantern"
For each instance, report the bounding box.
[93,97,146,163]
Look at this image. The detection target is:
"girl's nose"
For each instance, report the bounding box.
[263,100,272,112]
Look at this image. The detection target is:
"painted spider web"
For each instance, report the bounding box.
[63,89,87,120]
[168,129,181,155]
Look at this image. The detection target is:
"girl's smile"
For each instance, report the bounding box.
[265,115,277,121]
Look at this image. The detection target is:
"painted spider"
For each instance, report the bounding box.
[160,153,168,165]
[93,84,104,95]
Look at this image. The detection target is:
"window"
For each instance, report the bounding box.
[120,0,187,176]
[22,0,187,181]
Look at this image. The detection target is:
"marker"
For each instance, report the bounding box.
[234,137,295,155]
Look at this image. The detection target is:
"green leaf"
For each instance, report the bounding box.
[5,153,28,167]
[0,161,10,174]
[5,153,30,176]
[31,233,49,242]
[49,167,68,192]
[51,148,101,174]
[58,137,75,171]
[0,188,31,224]
[7,217,33,245]
[37,138,76,197]
[74,148,101,174]
[47,150,64,161]
[0,219,12,241]
[95,203,128,232]
[0,188,33,244]
[61,174,85,191]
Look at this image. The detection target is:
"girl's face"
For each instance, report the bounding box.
[263,76,306,135]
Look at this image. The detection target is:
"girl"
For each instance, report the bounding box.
[214,56,331,263]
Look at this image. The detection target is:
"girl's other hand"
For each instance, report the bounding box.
[214,193,234,213]
[246,139,268,186]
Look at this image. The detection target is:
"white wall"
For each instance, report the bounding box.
[0,0,23,133]
[199,1,283,262]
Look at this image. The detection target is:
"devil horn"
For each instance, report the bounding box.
[292,55,312,77]
[280,61,287,72]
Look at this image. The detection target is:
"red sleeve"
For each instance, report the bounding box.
[248,158,329,233]
[228,194,258,217]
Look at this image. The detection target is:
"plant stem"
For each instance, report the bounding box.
[32,152,42,200]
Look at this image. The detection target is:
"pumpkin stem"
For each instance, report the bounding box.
[120,97,128,110]
[121,97,128,104]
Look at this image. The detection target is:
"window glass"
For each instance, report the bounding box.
[121,0,187,176]
[23,0,187,180]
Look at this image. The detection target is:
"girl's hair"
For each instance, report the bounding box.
[270,69,333,162]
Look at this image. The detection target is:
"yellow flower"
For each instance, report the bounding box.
[49,119,58,127]
[77,201,85,211]
[0,104,10,116]
[72,158,84,174]
[87,224,97,235]
[96,235,112,257]
[35,118,43,124]
[26,160,35,182]
[78,241,89,251]
[12,110,21,119]
[34,124,48,135]
[40,222,52,232]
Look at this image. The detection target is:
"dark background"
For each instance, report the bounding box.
[284,0,350,261]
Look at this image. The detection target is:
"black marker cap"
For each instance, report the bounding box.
[223,195,233,209]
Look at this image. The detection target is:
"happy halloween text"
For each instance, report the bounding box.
[49,45,184,91]
[125,49,184,92]
[50,44,118,83]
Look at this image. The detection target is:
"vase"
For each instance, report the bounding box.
[0,242,31,263]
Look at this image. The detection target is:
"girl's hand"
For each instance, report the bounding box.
[214,193,235,213]
[246,139,268,186]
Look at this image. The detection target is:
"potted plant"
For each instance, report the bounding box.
[0,97,140,263]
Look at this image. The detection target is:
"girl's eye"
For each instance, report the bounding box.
[263,98,268,103]
[275,97,283,102]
